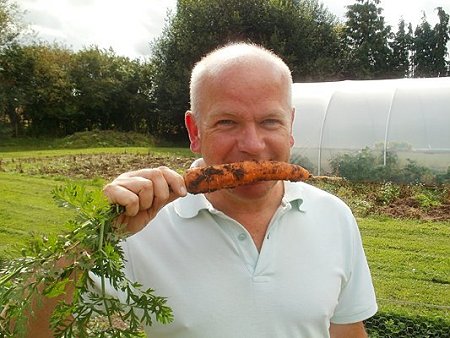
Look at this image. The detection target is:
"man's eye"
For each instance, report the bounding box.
[217,120,235,126]
[262,119,281,126]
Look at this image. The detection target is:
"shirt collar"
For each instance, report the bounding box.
[283,181,307,212]
[174,193,212,218]
[174,181,307,219]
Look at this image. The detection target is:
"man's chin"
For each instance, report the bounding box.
[228,181,278,198]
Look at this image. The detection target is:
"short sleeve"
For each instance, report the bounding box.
[331,216,378,324]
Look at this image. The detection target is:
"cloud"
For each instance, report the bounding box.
[67,0,95,7]
[23,8,62,31]
[18,0,449,59]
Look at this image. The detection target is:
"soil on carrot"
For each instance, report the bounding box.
[1,153,448,221]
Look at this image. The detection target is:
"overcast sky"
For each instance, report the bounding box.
[19,0,450,59]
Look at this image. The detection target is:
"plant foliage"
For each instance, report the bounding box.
[330,147,441,184]
[0,184,173,337]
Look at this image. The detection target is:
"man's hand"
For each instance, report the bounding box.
[103,166,187,234]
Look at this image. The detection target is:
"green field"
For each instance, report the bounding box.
[0,172,103,255]
[0,138,449,335]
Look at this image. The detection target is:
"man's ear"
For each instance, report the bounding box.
[185,111,201,153]
[290,107,295,147]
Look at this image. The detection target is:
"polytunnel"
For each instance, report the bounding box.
[291,77,450,176]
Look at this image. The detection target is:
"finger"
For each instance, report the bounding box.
[158,166,187,198]
[143,169,171,213]
[106,167,187,221]
[126,167,187,197]
[109,176,156,210]
[142,167,187,213]
[103,183,140,217]
[124,169,171,211]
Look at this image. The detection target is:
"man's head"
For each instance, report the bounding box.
[189,42,293,119]
[185,42,295,168]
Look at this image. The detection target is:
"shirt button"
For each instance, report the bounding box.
[238,233,247,241]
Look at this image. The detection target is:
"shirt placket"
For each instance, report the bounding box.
[208,202,292,279]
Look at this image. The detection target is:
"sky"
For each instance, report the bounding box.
[19,0,450,59]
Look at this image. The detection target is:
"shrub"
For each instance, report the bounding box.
[412,186,443,209]
[290,152,315,173]
[330,148,399,182]
[330,148,442,184]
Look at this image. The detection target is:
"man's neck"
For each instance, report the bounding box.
[206,181,284,251]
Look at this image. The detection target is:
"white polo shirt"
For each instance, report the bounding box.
[115,181,377,337]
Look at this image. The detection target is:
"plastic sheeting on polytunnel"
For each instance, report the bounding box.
[291,77,450,175]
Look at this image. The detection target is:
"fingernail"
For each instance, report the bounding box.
[180,186,187,195]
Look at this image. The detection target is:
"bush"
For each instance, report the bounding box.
[290,152,315,173]
[330,148,440,184]
[330,148,397,182]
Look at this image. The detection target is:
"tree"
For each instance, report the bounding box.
[0,0,24,50]
[413,13,437,77]
[389,19,413,78]
[150,0,340,141]
[433,7,450,76]
[25,44,76,136]
[0,0,28,137]
[412,8,450,77]
[0,43,35,136]
[342,0,392,79]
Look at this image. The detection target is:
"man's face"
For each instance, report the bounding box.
[186,61,294,197]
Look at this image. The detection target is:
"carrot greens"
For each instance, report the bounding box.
[0,183,173,337]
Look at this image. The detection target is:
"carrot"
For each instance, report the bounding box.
[183,160,311,194]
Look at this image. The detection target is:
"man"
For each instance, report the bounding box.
[102,42,377,337]
[28,42,377,337]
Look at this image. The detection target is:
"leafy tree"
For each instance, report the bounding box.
[413,13,437,77]
[102,57,155,134]
[24,44,76,136]
[0,0,28,136]
[0,42,156,138]
[0,0,24,50]
[342,0,392,79]
[0,43,35,136]
[70,47,120,132]
[433,7,450,76]
[0,43,79,137]
[389,19,413,78]
[150,0,340,141]
[412,8,449,77]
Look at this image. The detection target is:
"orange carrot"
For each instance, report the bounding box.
[183,160,310,194]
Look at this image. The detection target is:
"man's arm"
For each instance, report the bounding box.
[329,321,368,338]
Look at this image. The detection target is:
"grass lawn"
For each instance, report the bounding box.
[0,172,104,256]
[359,217,450,319]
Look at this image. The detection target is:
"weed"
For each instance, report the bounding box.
[378,182,401,205]
[414,191,442,209]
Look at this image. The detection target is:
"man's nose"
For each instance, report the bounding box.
[237,124,265,154]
